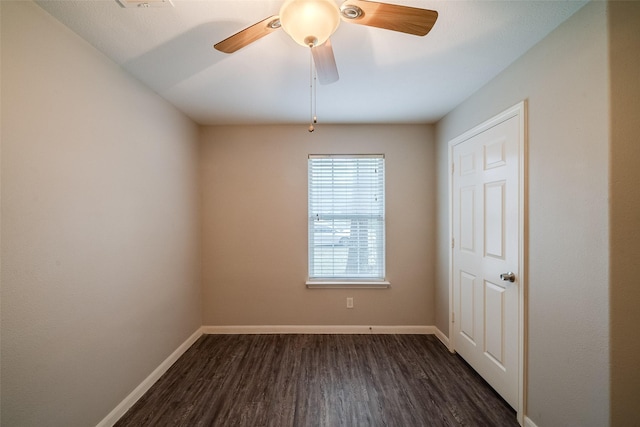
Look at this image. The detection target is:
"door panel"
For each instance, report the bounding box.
[460,187,476,252]
[485,181,505,259]
[484,280,506,367]
[484,137,507,170]
[460,271,476,343]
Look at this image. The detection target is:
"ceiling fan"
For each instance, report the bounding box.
[214,0,438,85]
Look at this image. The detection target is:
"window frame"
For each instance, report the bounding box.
[306,154,390,289]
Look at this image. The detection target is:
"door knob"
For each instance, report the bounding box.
[500,272,516,283]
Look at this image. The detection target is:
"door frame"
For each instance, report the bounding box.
[447,101,528,425]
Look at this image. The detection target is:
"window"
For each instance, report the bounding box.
[308,154,386,283]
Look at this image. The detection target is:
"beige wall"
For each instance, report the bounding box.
[608,1,640,423]
[0,2,201,426]
[201,124,435,326]
[435,2,610,426]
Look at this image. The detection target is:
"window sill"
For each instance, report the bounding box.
[306,280,391,289]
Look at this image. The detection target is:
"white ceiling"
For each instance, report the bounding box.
[35,0,587,125]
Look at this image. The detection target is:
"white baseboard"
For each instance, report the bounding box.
[524,416,539,427]
[434,328,452,351]
[96,327,203,427]
[202,325,438,335]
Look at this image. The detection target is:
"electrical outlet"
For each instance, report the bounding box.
[346,297,354,309]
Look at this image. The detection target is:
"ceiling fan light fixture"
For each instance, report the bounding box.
[340,4,363,20]
[279,0,340,47]
[267,18,282,29]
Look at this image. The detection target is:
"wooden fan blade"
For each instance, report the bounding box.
[214,16,281,54]
[341,0,437,36]
[311,39,339,85]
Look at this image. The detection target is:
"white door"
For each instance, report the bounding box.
[450,103,525,415]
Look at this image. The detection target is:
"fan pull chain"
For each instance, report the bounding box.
[309,45,317,132]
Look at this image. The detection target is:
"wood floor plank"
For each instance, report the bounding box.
[115,334,518,427]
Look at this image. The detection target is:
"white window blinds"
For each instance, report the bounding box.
[308,154,385,280]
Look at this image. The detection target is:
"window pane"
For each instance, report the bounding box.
[308,155,385,280]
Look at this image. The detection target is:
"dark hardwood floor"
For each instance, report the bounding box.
[115,334,518,426]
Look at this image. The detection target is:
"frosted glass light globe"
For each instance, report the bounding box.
[279,0,340,47]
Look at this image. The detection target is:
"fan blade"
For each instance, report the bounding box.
[311,39,339,85]
[341,0,437,36]
[214,16,281,54]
